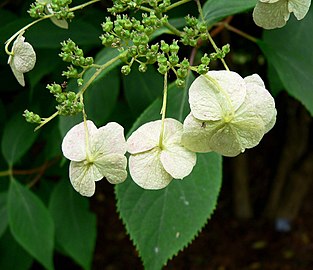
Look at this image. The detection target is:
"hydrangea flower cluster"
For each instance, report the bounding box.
[62,71,276,194]
[7,34,36,87]
[253,0,311,29]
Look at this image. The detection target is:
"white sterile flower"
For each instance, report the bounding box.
[8,35,36,87]
[62,120,127,197]
[182,71,277,157]
[253,0,311,29]
[37,0,68,29]
[127,118,196,190]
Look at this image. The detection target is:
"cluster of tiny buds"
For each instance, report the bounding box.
[108,0,171,14]
[181,15,210,46]
[23,110,41,124]
[100,13,166,50]
[47,83,83,115]
[59,39,94,86]
[28,0,74,20]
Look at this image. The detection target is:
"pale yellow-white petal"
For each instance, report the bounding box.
[288,0,311,20]
[91,122,126,156]
[62,120,97,161]
[260,0,280,3]
[69,161,102,197]
[160,144,196,179]
[11,35,36,73]
[127,120,161,154]
[94,154,127,184]
[182,113,220,153]
[188,71,246,121]
[129,148,172,190]
[162,118,184,145]
[238,75,276,129]
[9,60,25,87]
[253,0,290,29]
[209,117,265,157]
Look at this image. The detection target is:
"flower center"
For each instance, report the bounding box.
[223,111,234,123]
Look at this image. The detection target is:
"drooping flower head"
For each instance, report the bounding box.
[8,34,36,87]
[253,0,311,29]
[127,118,196,190]
[182,71,277,157]
[62,120,127,196]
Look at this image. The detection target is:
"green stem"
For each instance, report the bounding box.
[158,72,168,148]
[165,0,193,11]
[0,169,11,177]
[222,23,258,43]
[78,51,127,96]
[34,111,59,131]
[5,0,101,55]
[195,0,229,71]
[163,21,182,36]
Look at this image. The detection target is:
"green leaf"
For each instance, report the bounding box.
[59,114,83,138]
[49,180,97,270]
[124,64,163,116]
[0,230,33,270]
[259,12,313,115]
[1,114,39,166]
[0,192,8,238]
[116,72,222,269]
[203,0,257,25]
[8,179,54,270]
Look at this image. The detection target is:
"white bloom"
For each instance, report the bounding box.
[127,118,196,190]
[37,0,68,29]
[8,35,36,87]
[62,120,127,197]
[182,71,277,157]
[253,0,311,29]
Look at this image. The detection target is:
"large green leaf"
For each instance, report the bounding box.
[0,230,33,270]
[1,114,39,166]
[49,180,97,270]
[259,11,313,115]
[116,73,222,270]
[203,0,257,25]
[0,192,8,238]
[8,179,54,270]
[123,64,163,115]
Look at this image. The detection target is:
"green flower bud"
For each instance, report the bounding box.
[102,20,113,32]
[177,68,188,79]
[121,65,131,75]
[197,64,208,74]
[201,54,210,65]
[157,54,167,64]
[175,79,185,88]
[181,59,190,69]
[157,64,168,75]
[169,54,179,65]
[77,78,84,86]
[169,41,179,54]
[222,44,230,54]
[160,40,169,53]
[85,57,94,66]
[139,63,147,73]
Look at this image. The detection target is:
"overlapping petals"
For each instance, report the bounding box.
[127,118,196,190]
[62,120,127,196]
[182,71,277,157]
[8,35,36,87]
[253,0,311,29]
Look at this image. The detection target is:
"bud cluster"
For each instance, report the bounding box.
[28,0,74,20]
[59,39,94,85]
[47,83,83,115]
[108,0,171,14]
[23,110,42,124]
[181,15,209,46]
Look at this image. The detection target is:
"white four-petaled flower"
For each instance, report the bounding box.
[182,71,277,157]
[127,118,197,190]
[62,120,127,196]
[8,35,36,87]
[253,0,311,29]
